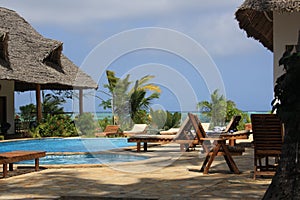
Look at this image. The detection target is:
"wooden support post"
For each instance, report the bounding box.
[143,142,148,152]
[9,163,13,171]
[137,142,141,152]
[36,84,42,122]
[79,89,83,115]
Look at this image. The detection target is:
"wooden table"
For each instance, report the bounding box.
[200,138,240,174]
[220,130,251,146]
[0,151,46,178]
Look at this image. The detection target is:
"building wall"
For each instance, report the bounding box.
[0,80,14,134]
[273,12,300,84]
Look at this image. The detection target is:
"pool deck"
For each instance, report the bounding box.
[0,141,271,199]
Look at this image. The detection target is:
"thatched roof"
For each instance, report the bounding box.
[0,7,98,91]
[236,0,300,52]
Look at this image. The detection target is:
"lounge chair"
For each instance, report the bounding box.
[123,124,148,137]
[187,113,241,174]
[251,114,283,179]
[159,128,180,135]
[95,125,121,137]
[128,117,191,152]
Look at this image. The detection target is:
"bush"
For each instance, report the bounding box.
[74,113,97,136]
[98,117,113,131]
[150,109,181,130]
[30,114,78,138]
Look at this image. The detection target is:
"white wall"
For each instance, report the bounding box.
[0,80,14,134]
[273,12,300,84]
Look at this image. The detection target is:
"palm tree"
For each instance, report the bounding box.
[130,81,160,124]
[42,92,65,117]
[100,70,161,127]
[197,89,247,129]
[197,89,227,128]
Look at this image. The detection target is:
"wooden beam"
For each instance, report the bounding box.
[79,89,83,115]
[36,84,42,122]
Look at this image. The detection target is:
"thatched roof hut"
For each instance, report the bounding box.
[235,0,300,52]
[0,7,98,91]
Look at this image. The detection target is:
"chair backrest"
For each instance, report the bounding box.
[223,115,241,133]
[104,125,119,132]
[251,114,283,153]
[188,113,213,153]
[131,124,148,132]
[188,113,207,140]
[173,117,193,140]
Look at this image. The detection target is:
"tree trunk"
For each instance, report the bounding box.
[263,128,300,199]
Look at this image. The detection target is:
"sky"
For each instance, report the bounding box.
[0,0,274,113]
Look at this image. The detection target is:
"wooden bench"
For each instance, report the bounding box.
[0,151,46,178]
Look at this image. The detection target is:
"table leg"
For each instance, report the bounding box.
[222,142,240,174]
[229,139,236,146]
[203,143,221,174]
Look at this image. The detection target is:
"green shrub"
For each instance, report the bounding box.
[0,135,4,140]
[98,117,113,131]
[30,114,78,138]
[74,113,97,136]
[150,109,181,130]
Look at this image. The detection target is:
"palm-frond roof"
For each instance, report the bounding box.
[236,0,300,52]
[0,7,98,91]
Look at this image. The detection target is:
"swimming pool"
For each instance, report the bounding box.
[0,138,147,165]
[0,138,132,153]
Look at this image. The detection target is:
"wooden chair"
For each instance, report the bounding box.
[223,115,241,133]
[187,113,241,174]
[251,114,284,179]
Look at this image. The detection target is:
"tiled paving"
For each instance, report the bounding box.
[0,143,271,199]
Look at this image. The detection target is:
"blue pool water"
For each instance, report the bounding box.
[18,153,147,165]
[0,138,147,165]
[0,138,131,153]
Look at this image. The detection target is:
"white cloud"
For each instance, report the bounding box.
[190,13,259,57]
[0,0,242,25]
[0,0,255,57]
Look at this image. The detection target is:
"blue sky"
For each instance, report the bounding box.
[0,0,273,112]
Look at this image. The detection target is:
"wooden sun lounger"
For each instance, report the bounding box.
[95,125,121,137]
[0,151,46,178]
[127,117,193,152]
[128,135,174,152]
